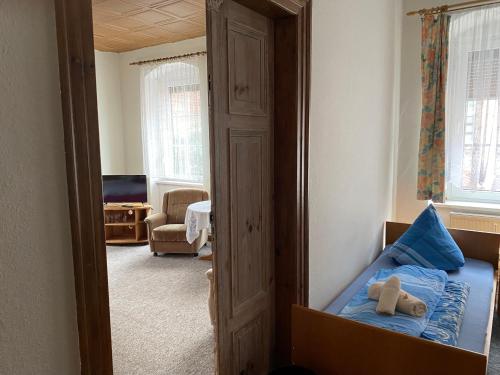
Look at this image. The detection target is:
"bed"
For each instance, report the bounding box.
[292,221,500,375]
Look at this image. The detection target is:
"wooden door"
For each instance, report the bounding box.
[207,1,274,374]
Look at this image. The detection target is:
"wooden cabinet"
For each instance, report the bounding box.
[103,204,152,245]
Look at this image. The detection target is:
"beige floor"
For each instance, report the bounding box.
[106,245,214,375]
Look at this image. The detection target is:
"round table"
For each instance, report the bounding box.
[185,200,211,244]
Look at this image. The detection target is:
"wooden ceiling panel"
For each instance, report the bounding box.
[187,12,205,25]
[156,1,200,17]
[123,31,158,43]
[128,0,172,6]
[158,20,195,34]
[93,8,121,23]
[130,9,173,24]
[94,0,143,15]
[93,24,128,38]
[92,0,206,52]
[105,16,149,30]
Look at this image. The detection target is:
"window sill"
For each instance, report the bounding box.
[154,179,204,187]
[434,200,500,214]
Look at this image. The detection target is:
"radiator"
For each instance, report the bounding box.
[449,212,500,233]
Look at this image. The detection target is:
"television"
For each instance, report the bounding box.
[102,175,148,204]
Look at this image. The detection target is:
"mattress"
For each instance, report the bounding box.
[324,251,494,353]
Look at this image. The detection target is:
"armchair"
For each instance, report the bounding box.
[145,188,209,256]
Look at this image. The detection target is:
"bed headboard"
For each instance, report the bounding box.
[385,221,500,270]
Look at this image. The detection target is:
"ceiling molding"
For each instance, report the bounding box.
[207,0,223,11]
[92,0,206,52]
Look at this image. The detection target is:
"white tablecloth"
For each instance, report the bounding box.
[185,200,211,244]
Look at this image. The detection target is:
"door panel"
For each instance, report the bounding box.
[230,130,269,315]
[232,314,265,375]
[228,22,267,116]
[207,0,274,374]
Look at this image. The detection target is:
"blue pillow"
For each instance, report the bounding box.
[388,205,465,271]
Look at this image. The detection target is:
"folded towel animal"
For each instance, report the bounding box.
[376,276,401,315]
[369,281,428,317]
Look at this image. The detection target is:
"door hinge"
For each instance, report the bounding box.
[210,212,215,241]
[208,74,212,107]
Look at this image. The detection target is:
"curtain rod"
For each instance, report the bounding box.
[407,0,500,16]
[129,51,207,66]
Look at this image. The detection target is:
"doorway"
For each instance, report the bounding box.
[92,10,214,369]
[53,0,310,373]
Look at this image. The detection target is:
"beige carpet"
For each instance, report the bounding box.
[106,245,215,375]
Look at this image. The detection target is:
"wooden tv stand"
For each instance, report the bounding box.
[103,203,152,245]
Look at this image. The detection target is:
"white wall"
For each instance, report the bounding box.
[95,51,126,175]
[309,0,402,309]
[395,0,468,226]
[0,1,80,374]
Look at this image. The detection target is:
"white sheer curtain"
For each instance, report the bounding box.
[447,6,500,202]
[141,56,205,183]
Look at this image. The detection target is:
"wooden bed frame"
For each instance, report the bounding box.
[292,221,500,375]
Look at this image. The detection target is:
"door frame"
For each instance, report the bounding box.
[53,0,310,373]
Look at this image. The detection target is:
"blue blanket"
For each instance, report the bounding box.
[422,280,470,346]
[338,265,448,337]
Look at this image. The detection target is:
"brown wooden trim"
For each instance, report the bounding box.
[234,0,293,17]
[235,0,307,17]
[300,0,311,307]
[292,305,488,374]
[54,0,113,374]
[232,0,311,366]
[274,1,311,365]
[270,0,305,14]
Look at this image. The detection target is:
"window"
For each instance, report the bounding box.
[141,58,205,183]
[446,7,500,203]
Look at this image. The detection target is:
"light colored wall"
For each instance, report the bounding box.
[0,1,80,374]
[309,0,402,309]
[95,50,126,175]
[395,0,465,226]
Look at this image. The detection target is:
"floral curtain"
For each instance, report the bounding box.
[417,14,451,203]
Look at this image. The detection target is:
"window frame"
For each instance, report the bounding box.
[445,14,500,204]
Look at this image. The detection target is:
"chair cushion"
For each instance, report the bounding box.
[163,189,209,224]
[152,224,188,242]
[387,205,465,271]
